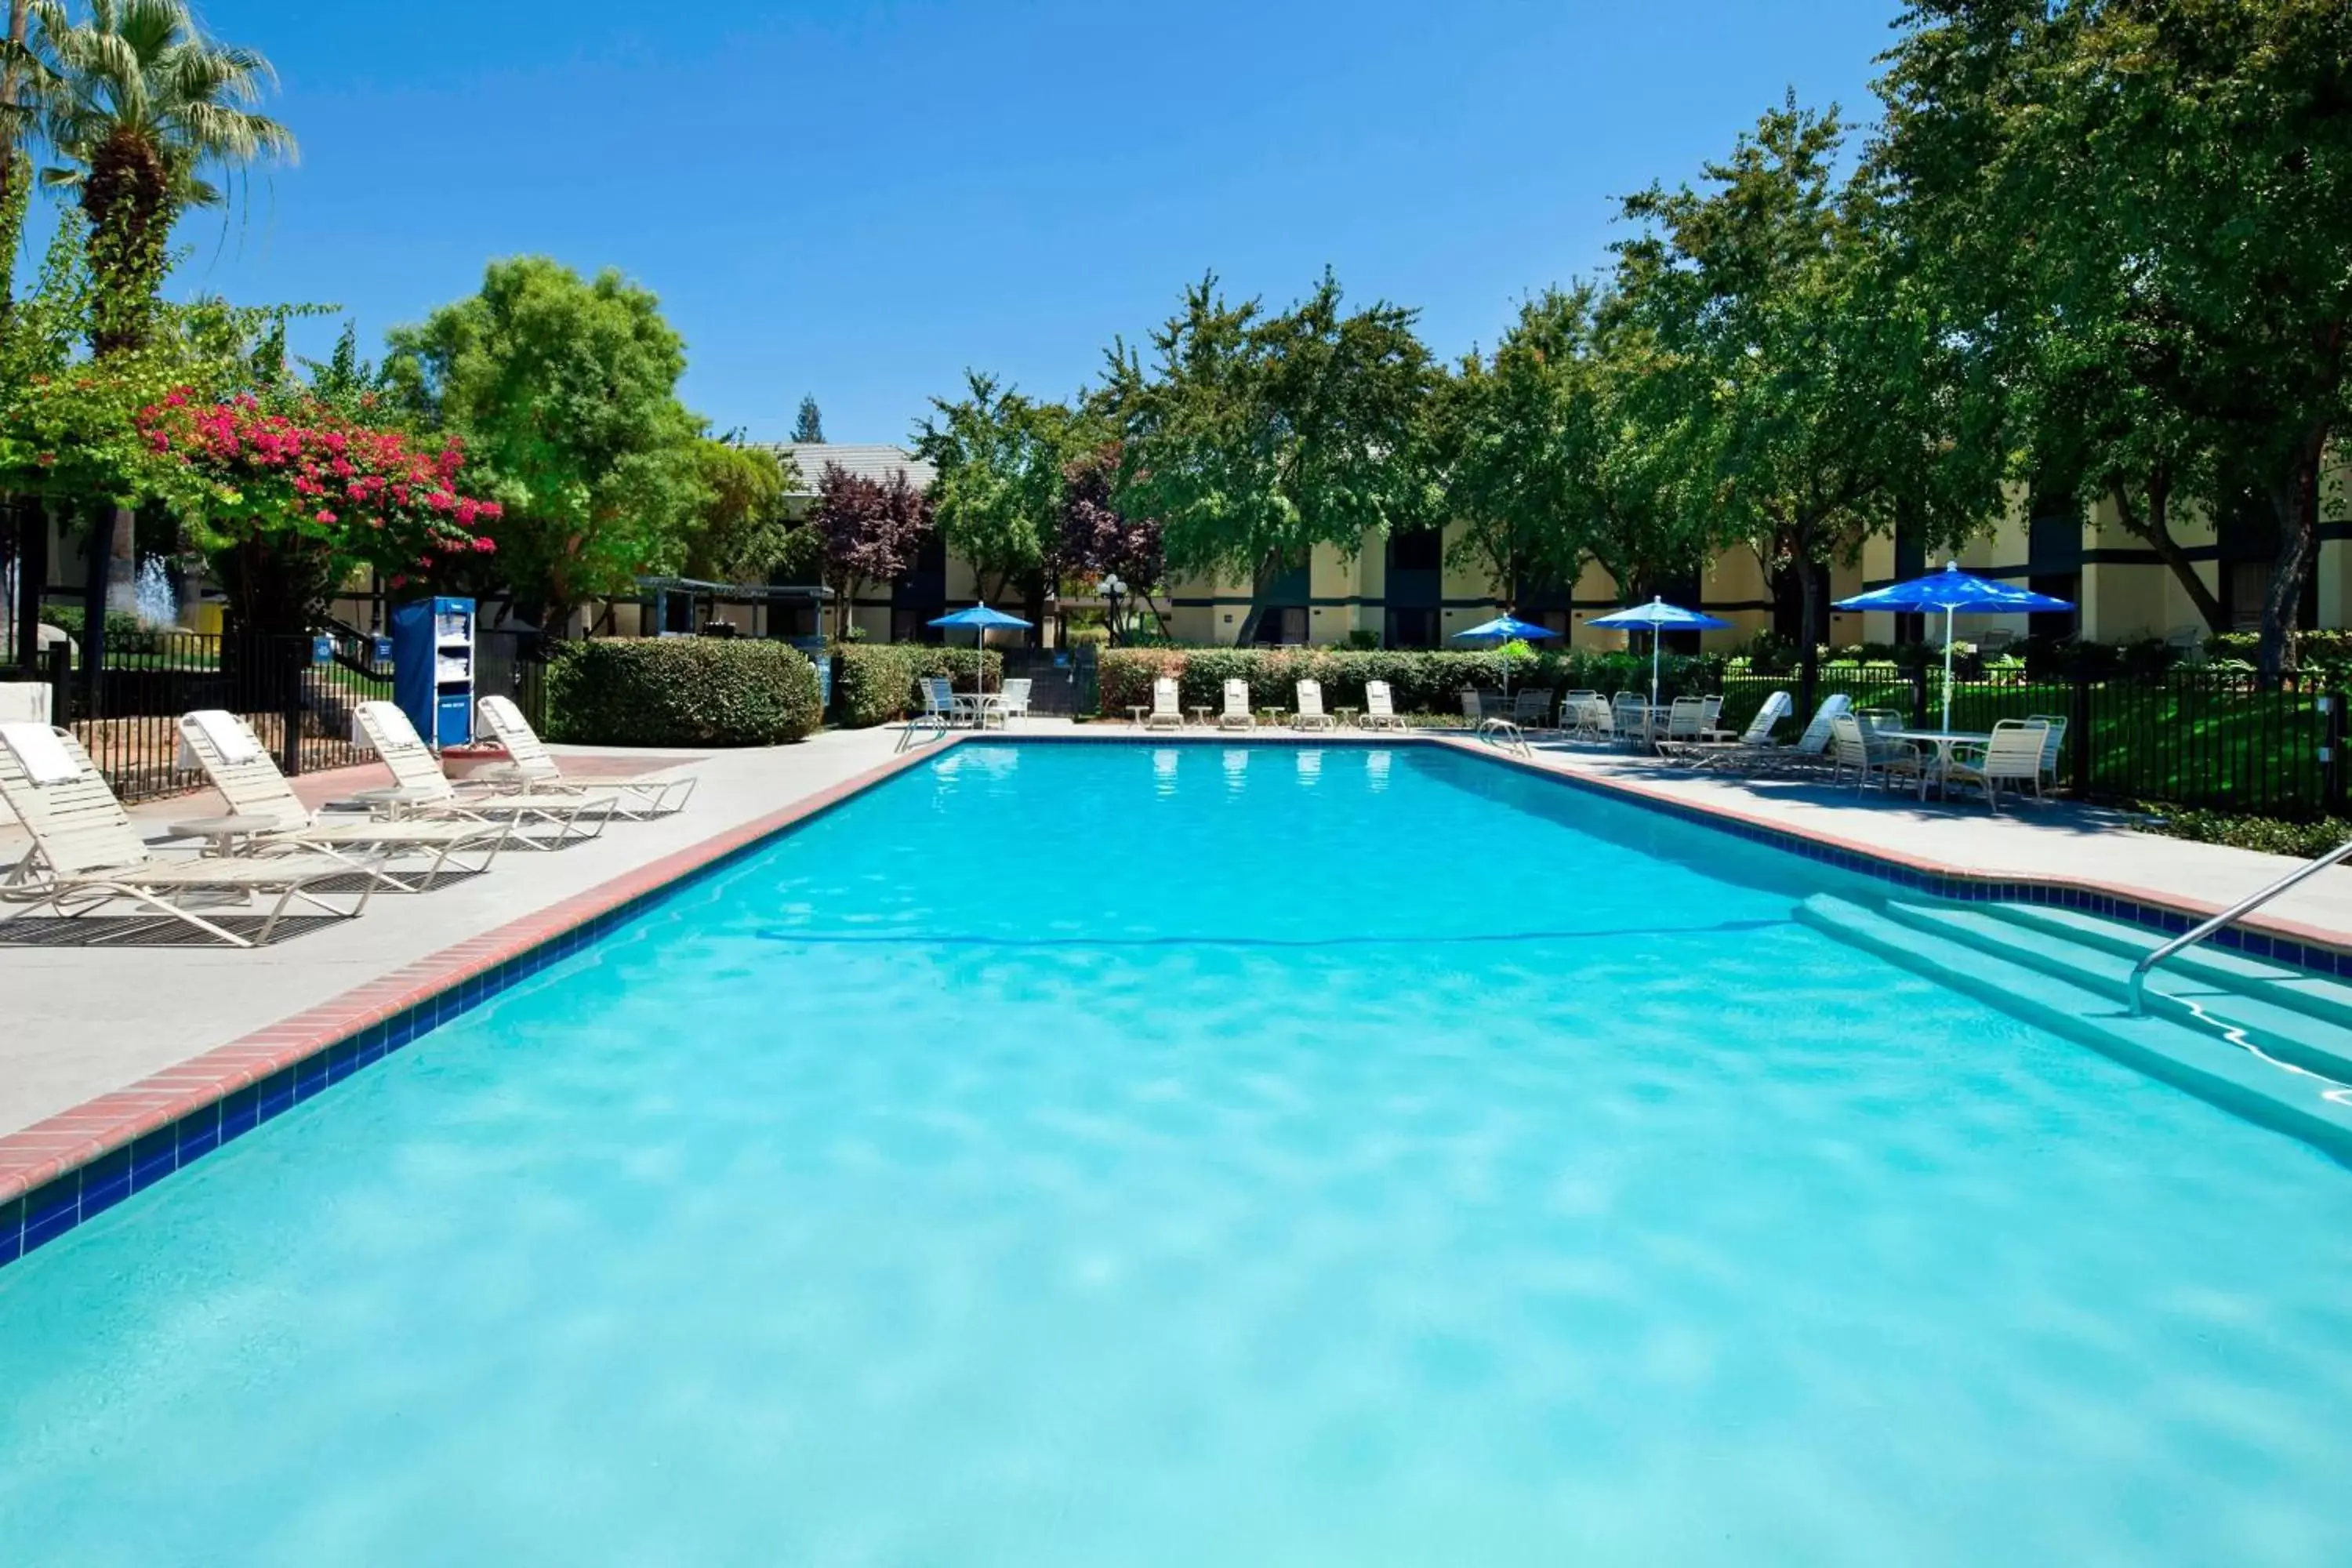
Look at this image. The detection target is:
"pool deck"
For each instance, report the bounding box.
[4,719,2349,1205]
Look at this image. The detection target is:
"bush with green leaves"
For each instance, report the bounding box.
[1094,646,1723,714]
[543,637,821,746]
[830,642,1006,727]
[2135,804,2352,862]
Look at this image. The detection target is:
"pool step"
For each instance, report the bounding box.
[1795,895,2352,1163]
[1982,902,2352,1034]
[1878,902,2352,1087]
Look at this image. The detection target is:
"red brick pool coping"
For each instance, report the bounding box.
[6,727,2346,1214]
[0,741,951,1210]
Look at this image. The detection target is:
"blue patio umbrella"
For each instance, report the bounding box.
[1585,597,1732,710]
[1835,562,2074,730]
[1451,613,1559,699]
[928,603,1033,698]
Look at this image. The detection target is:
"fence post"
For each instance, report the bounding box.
[280,638,304,778]
[2325,690,2348,818]
[1909,663,1930,728]
[2068,670,2092,797]
[42,642,70,726]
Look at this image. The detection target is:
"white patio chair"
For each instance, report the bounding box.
[1947,718,2049,812]
[1829,713,1927,797]
[1558,689,1602,739]
[918,676,959,727]
[1610,691,1651,750]
[1512,688,1554,730]
[995,678,1033,724]
[1665,696,1707,745]
[2026,712,2067,793]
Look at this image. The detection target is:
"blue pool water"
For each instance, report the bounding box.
[4,742,2350,1565]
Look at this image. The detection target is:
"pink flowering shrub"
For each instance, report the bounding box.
[136,387,500,584]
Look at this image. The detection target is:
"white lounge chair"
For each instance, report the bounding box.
[1362,681,1407,731]
[996,678,1033,724]
[1660,690,1791,768]
[1727,693,1851,775]
[350,702,610,843]
[1218,678,1254,731]
[0,723,380,946]
[474,695,695,818]
[1947,719,2048,812]
[1294,679,1338,731]
[1143,676,1185,731]
[177,710,512,890]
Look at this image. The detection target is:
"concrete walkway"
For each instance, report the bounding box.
[5,719,2344,1145]
[0,725,920,1137]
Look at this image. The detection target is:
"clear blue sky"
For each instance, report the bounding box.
[131,0,1900,443]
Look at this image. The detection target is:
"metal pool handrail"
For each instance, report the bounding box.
[2129,834,2352,1014]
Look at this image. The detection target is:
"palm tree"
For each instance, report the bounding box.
[31,0,295,354]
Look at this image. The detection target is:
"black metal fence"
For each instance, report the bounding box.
[31,631,384,804]
[1719,666,2345,817]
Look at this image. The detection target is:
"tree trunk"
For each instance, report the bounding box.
[83,129,173,357]
[104,506,139,617]
[2256,423,2330,681]
[2112,469,2228,635]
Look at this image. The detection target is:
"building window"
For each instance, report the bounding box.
[1388,528,1443,573]
[1251,606,1308,645]
[2029,573,2078,639]
[1386,608,1439,648]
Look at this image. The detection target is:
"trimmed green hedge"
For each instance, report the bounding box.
[544,638,822,746]
[2136,804,2352,861]
[830,643,1006,728]
[1095,647,1724,715]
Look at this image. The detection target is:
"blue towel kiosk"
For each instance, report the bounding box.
[390,596,476,749]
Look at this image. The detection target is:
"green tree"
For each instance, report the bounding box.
[1436,283,1718,607]
[383,256,707,631]
[0,0,45,311]
[791,394,823,444]
[1103,270,1434,586]
[913,369,1071,618]
[1618,100,1992,686]
[681,437,801,583]
[1873,0,2352,675]
[31,0,295,355]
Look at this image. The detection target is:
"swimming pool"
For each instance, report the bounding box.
[4,742,2349,1564]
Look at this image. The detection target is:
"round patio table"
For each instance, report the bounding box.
[1879,728,1993,793]
[1127,705,1150,728]
[1335,706,1361,728]
[1258,707,1287,728]
[1190,706,1214,728]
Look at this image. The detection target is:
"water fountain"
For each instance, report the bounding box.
[134,557,180,628]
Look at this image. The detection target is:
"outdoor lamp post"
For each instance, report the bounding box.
[1102,574,1127,646]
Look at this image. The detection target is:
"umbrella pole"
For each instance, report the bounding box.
[1941,605,1955,731]
[1651,630,1661,710]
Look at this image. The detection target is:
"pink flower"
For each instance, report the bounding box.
[316,510,338,524]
